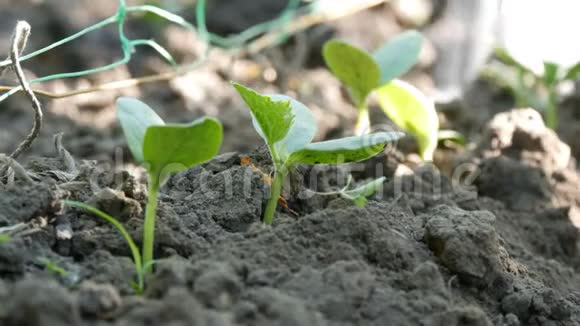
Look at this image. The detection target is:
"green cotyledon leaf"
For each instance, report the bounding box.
[376,79,438,161]
[143,117,223,176]
[269,94,317,159]
[288,132,404,165]
[323,40,381,108]
[373,30,423,85]
[116,97,165,163]
[232,82,294,146]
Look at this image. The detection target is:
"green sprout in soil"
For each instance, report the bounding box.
[322,31,439,161]
[232,82,404,225]
[66,97,223,293]
[38,258,69,278]
[309,175,386,207]
[63,200,146,292]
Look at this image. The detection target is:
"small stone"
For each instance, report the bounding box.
[78,281,122,319]
[87,188,142,223]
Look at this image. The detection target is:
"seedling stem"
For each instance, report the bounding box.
[264,167,287,225]
[355,102,370,136]
[546,85,558,129]
[143,172,160,274]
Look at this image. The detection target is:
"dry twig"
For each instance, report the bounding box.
[8,21,43,159]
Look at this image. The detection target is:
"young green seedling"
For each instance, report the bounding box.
[308,175,386,207]
[118,97,222,273]
[66,98,222,292]
[232,82,404,225]
[323,31,439,161]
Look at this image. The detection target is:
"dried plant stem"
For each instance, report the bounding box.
[8,21,43,159]
[0,154,35,185]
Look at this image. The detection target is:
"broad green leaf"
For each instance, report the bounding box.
[143,117,223,175]
[376,79,438,161]
[344,177,386,198]
[323,40,381,107]
[0,234,9,244]
[270,95,317,158]
[232,83,294,146]
[373,30,423,85]
[289,132,404,165]
[116,97,165,163]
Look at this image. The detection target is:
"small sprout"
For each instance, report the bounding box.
[232,82,403,225]
[65,98,223,293]
[38,257,69,278]
[119,97,222,276]
[323,31,438,161]
[64,200,144,292]
[309,175,386,208]
[342,176,386,207]
[376,79,438,161]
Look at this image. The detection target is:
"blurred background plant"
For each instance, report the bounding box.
[428,0,580,130]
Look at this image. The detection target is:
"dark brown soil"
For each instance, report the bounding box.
[1,1,580,326]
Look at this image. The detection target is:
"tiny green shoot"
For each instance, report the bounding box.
[309,175,386,207]
[343,177,386,207]
[64,200,145,292]
[323,31,439,161]
[65,98,223,292]
[232,82,403,225]
[38,258,69,278]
